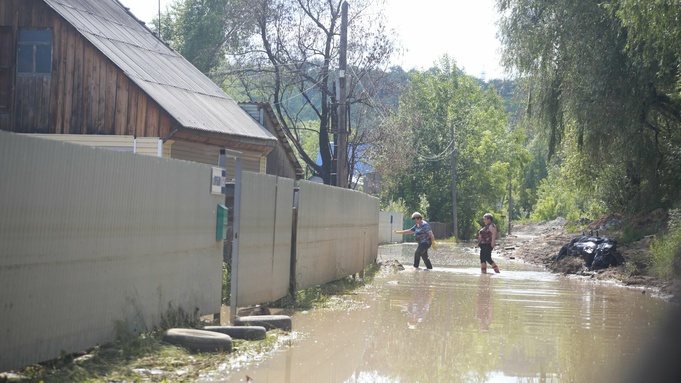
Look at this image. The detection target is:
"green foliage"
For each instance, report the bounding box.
[227,0,398,184]
[159,1,400,186]
[272,263,379,311]
[624,251,651,277]
[380,198,408,218]
[222,261,230,305]
[529,159,606,222]
[158,304,202,331]
[157,0,255,74]
[613,0,681,88]
[649,209,681,279]
[564,222,587,234]
[498,0,681,213]
[515,134,548,218]
[618,224,655,244]
[383,57,528,239]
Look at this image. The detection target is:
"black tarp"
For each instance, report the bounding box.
[555,234,624,268]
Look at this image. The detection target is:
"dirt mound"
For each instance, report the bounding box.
[629,208,668,232]
[503,228,574,266]
[588,213,622,231]
[588,209,668,233]
[512,217,567,236]
[552,256,585,274]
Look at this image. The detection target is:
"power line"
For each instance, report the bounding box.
[417,137,455,162]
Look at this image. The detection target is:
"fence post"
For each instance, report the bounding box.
[225,150,242,324]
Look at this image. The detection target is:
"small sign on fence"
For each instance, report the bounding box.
[211,167,226,195]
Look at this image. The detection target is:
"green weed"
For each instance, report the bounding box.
[647,209,681,279]
[617,224,657,244]
[623,251,651,277]
[649,232,681,279]
[273,262,379,311]
[564,222,586,233]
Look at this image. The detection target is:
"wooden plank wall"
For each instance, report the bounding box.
[0,0,175,138]
[0,28,10,129]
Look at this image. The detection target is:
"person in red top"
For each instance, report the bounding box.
[477,213,500,273]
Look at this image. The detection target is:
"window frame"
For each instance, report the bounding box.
[16,28,53,76]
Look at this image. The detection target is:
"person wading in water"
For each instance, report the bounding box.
[477,213,500,273]
[394,212,437,270]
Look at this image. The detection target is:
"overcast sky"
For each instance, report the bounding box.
[118,0,507,80]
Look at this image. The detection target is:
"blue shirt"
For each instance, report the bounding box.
[410,221,432,243]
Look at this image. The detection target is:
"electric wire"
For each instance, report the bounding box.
[347,66,456,163]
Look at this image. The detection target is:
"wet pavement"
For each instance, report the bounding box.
[212,243,671,383]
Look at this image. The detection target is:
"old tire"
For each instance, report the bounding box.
[203,325,267,340]
[234,315,292,331]
[162,328,232,353]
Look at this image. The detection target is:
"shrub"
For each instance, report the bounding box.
[649,209,681,279]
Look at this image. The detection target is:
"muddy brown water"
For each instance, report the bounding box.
[210,243,671,383]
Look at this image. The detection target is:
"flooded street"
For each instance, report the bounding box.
[213,243,671,383]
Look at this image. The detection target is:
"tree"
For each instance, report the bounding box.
[498,0,681,212]
[221,0,397,186]
[614,0,681,91]
[156,0,256,74]
[384,57,525,239]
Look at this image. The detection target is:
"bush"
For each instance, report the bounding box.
[649,209,681,279]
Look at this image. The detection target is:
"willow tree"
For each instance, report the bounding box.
[498,0,681,211]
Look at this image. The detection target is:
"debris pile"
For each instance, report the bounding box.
[554,231,625,269]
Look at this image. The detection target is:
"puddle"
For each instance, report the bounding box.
[209,243,671,383]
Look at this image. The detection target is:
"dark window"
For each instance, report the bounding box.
[0,27,12,111]
[17,28,52,75]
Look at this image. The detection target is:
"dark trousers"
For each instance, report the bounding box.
[414,241,433,269]
[479,243,494,265]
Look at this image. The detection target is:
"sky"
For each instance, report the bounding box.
[118,0,507,80]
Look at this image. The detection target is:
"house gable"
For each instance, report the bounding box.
[240,102,305,180]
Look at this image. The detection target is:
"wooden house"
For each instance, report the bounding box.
[240,102,305,180]
[0,0,278,176]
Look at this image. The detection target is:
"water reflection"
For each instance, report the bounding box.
[476,275,493,332]
[212,243,672,383]
[394,271,434,330]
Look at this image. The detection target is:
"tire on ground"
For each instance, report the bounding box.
[162,328,232,352]
[234,315,292,331]
[203,325,267,340]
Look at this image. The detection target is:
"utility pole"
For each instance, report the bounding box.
[337,1,348,188]
[450,121,458,238]
[158,0,161,37]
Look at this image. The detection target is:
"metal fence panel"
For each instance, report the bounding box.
[379,211,404,244]
[294,180,378,290]
[235,172,293,306]
[0,131,223,372]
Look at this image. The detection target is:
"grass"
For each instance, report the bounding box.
[4,305,216,382]
[3,264,380,383]
[650,228,681,280]
[618,209,681,279]
[623,251,652,277]
[273,262,380,311]
[617,224,658,244]
[564,222,588,234]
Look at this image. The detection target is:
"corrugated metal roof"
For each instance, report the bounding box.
[43,0,276,145]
